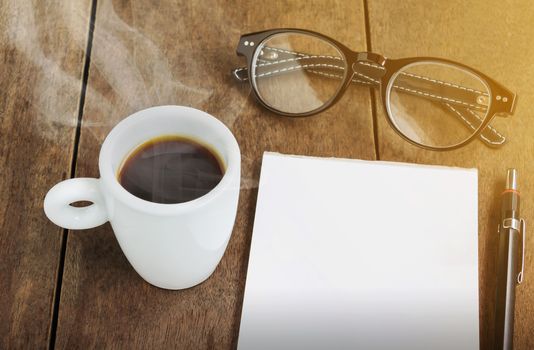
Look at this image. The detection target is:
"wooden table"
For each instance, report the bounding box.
[1,0,532,348]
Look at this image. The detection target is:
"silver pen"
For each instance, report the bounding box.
[494,169,526,350]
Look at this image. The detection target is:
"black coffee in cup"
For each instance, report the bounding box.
[118,136,224,204]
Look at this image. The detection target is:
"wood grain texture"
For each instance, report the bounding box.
[0,0,91,348]
[366,1,534,349]
[55,0,373,348]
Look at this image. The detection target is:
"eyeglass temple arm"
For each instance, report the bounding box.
[441,103,506,146]
[234,48,490,111]
[232,55,504,146]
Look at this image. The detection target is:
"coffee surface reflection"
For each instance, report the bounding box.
[118,136,225,204]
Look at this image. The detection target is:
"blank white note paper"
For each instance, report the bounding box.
[238,152,479,350]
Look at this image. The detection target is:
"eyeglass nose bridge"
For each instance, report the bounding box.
[349,52,387,83]
[352,52,387,67]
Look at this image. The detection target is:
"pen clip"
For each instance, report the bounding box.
[518,218,526,284]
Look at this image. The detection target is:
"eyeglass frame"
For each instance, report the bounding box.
[232,28,517,151]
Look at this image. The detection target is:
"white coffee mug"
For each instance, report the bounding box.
[44,105,241,290]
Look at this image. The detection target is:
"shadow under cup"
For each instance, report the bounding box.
[97,106,241,289]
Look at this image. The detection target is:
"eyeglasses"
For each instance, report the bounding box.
[232,28,517,151]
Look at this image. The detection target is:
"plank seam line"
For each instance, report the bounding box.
[362,0,380,160]
[48,0,98,348]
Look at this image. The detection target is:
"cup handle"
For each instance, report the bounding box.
[44,178,108,230]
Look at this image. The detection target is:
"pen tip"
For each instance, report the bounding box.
[506,169,517,190]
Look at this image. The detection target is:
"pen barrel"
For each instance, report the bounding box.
[501,191,520,221]
[494,226,520,350]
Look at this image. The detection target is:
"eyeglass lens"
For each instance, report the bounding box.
[387,62,491,148]
[252,32,347,115]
